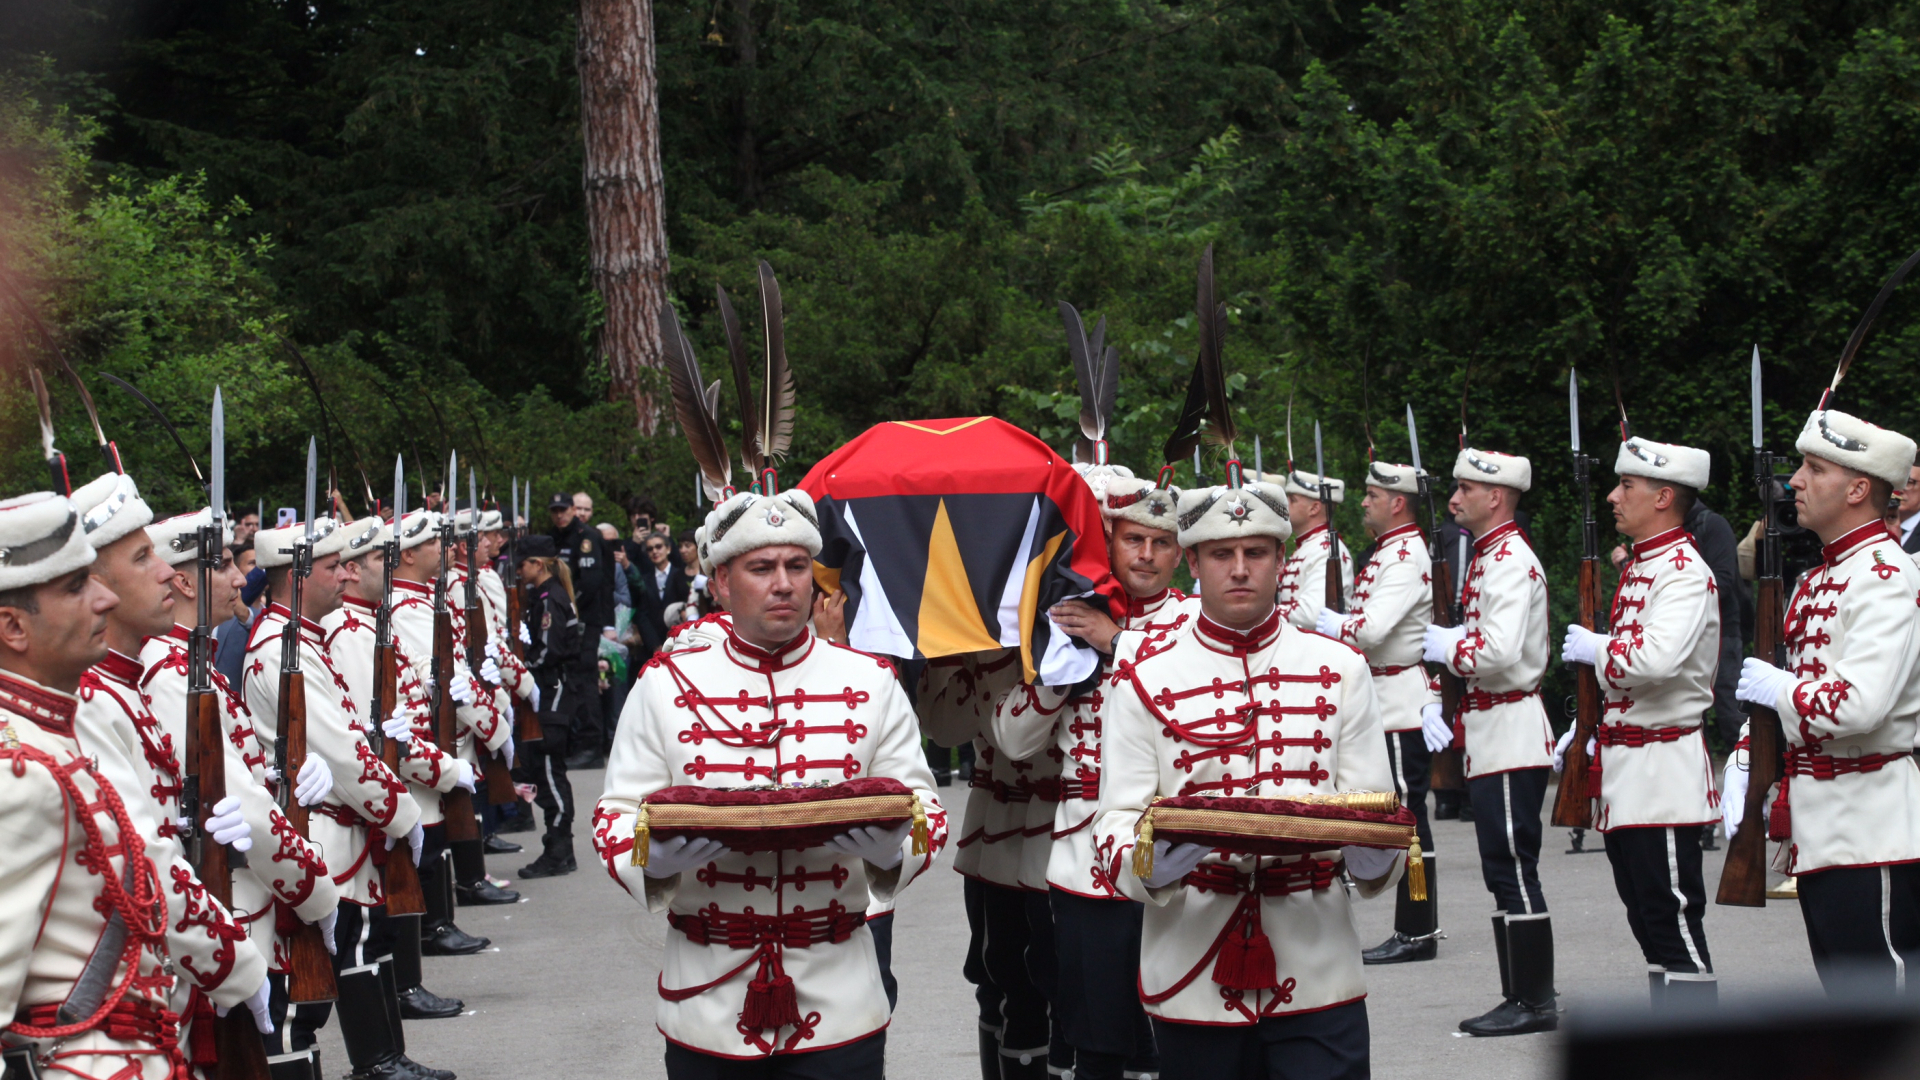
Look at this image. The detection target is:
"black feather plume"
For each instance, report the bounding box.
[1195,245,1235,453]
[660,306,733,499]
[716,284,762,477]
[98,373,203,482]
[1828,243,1920,405]
[757,262,796,462]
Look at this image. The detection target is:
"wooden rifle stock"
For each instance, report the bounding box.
[1324,527,1347,614]
[463,583,518,804]
[1719,573,1786,906]
[277,669,337,1003]
[1426,551,1465,791]
[434,606,482,843]
[503,580,544,743]
[1551,556,1606,827]
[189,686,272,1079]
[371,641,426,915]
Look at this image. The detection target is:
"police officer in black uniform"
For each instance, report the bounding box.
[548,492,613,769]
[515,533,585,878]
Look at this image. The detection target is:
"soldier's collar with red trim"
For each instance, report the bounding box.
[1823,520,1893,567]
[166,623,193,644]
[0,668,78,736]
[341,594,378,613]
[1373,522,1422,546]
[1294,523,1328,545]
[393,578,433,597]
[1195,607,1283,657]
[1629,526,1691,562]
[1471,519,1524,556]
[724,625,815,672]
[93,648,145,686]
[261,602,327,641]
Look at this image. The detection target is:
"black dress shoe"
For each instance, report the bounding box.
[397,1056,455,1080]
[1363,931,1438,964]
[518,854,564,879]
[456,879,521,905]
[421,921,490,955]
[398,984,465,1019]
[1458,998,1558,1036]
[483,834,523,854]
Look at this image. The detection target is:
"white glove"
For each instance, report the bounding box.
[501,734,515,769]
[479,656,502,686]
[207,796,251,852]
[218,975,274,1034]
[529,683,541,713]
[691,573,709,592]
[386,822,426,866]
[1314,608,1348,640]
[449,671,476,706]
[1142,840,1212,889]
[294,754,333,807]
[1342,845,1399,882]
[825,822,912,871]
[452,758,477,793]
[487,640,508,668]
[1561,624,1607,666]
[642,835,730,879]
[1736,657,1795,711]
[1553,728,1574,772]
[1722,758,1750,839]
[518,622,531,645]
[1420,702,1452,753]
[1422,623,1466,664]
[314,908,338,955]
[382,706,414,747]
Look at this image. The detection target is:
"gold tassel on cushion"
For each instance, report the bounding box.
[1133,809,1156,879]
[910,794,930,857]
[1406,837,1427,901]
[631,806,651,868]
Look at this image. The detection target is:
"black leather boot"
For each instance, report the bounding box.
[420,852,489,954]
[1460,914,1557,1036]
[1365,856,1441,963]
[977,1025,1001,1080]
[337,968,448,1080]
[452,838,520,905]
[267,1049,318,1080]
[1000,1043,1049,1080]
[517,834,568,879]
[391,914,463,1018]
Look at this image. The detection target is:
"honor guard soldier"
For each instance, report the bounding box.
[0,490,272,1078]
[1421,448,1557,1036]
[66,474,274,1034]
[322,516,472,1020]
[244,516,444,1080]
[1317,461,1445,965]
[440,507,522,889]
[1274,470,1353,628]
[991,465,1187,1080]
[593,486,947,1079]
[511,535,583,879]
[1729,408,1920,994]
[1094,470,1402,1080]
[1557,437,1721,1005]
[141,509,347,1066]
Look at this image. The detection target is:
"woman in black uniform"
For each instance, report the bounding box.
[515,534,587,879]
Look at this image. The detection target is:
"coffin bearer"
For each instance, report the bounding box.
[1730,408,1920,995]
[1319,461,1444,965]
[1275,469,1353,628]
[1560,437,1720,1005]
[1422,448,1558,1036]
[593,485,947,1079]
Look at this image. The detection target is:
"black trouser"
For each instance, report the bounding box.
[664,1031,885,1079]
[290,901,396,1048]
[1052,889,1156,1079]
[1152,1000,1370,1080]
[524,733,574,837]
[1469,768,1549,916]
[1385,730,1434,851]
[573,627,607,752]
[963,877,1005,1037]
[1603,825,1712,976]
[1799,862,1920,997]
[868,912,898,1011]
[978,882,1051,1059]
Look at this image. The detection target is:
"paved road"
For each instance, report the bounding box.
[314,771,1817,1080]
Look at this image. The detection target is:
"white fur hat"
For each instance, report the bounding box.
[1175,481,1293,548]
[0,493,95,590]
[340,516,388,561]
[1454,447,1532,492]
[478,508,504,532]
[1795,409,1918,488]
[71,472,154,549]
[254,516,351,569]
[1282,470,1345,504]
[1614,437,1711,491]
[1072,463,1136,510]
[394,509,441,553]
[1103,476,1181,535]
[704,489,822,568]
[146,509,234,568]
[1363,461,1422,495]
[693,525,714,575]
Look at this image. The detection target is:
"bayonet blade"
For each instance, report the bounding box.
[1313,421,1326,485]
[1751,345,1764,450]
[1254,434,1263,479]
[303,438,317,539]
[1406,404,1424,473]
[1568,369,1581,454]
[469,468,477,534]
[210,389,225,529]
[446,452,457,515]
[393,454,406,522]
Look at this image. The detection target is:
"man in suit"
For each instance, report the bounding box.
[629,530,688,659]
[1897,461,1920,555]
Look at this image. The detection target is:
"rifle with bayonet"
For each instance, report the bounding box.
[433,453,483,844]
[186,391,272,1078]
[1551,370,1605,828]
[1407,406,1464,791]
[463,469,518,805]
[372,455,427,916]
[1718,347,1786,907]
[276,439,339,1004]
[1314,420,1345,614]
[503,478,544,744]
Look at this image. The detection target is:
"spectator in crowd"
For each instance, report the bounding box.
[233,508,261,549]
[214,540,262,687]
[625,498,662,568]
[550,491,615,770]
[600,522,632,612]
[1897,461,1920,555]
[673,528,715,621]
[630,531,687,659]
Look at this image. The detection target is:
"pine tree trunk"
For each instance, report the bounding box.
[578,0,668,432]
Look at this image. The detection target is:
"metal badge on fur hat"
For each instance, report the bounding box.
[1795,409,1917,488]
[394,509,441,553]
[1282,470,1345,503]
[253,516,347,569]
[1103,475,1181,535]
[704,489,823,568]
[1453,447,1532,492]
[1175,480,1292,549]
[0,493,96,589]
[146,508,234,568]
[341,515,387,560]
[1613,437,1711,490]
[71,471,154,549]
[1364,461,1422,495]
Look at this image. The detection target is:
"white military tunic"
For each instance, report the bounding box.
[322,597,464,824]
[594,625,946,1060]
[1276,523,1355,630]
[1095,609,1401,1025]
[916,650,1022,884]
[386,579,511,825]
[1439,520,1554,777]
[1588,527,1720,831]
[1330,523,1437,735]
[1754,521,1920,874]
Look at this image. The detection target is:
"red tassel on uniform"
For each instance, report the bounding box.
[1768,776,1792,841]
[1211,898,1277,991]
[187,992,218,1066]
[740,950,803,1031]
